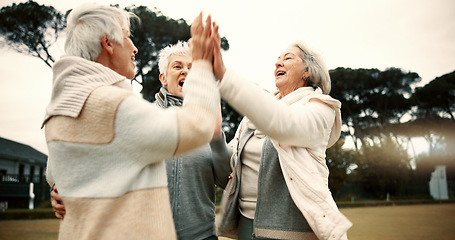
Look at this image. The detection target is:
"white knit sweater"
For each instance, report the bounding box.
[44,55,219,239]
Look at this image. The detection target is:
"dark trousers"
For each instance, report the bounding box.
[238,214,275,240]
[203,235,218,240]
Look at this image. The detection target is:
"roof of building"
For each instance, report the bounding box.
[0,137,47,166]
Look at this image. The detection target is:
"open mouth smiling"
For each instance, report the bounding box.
[276,70,286,77]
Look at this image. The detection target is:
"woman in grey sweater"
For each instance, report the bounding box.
[155,41,232,240]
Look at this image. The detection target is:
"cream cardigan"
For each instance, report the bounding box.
[218,69,352,240]
[43,55,219,239]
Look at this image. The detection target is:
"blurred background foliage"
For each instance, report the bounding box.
[1,1,454,201]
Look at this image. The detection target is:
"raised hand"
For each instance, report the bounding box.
[190,12,214,61]
[211,22,226,80]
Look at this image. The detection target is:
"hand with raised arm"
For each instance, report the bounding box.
[211,22,226,81]
[191,12,215,62]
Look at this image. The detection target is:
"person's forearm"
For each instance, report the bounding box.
[218,70,334,147]
[174,60,220,155]
[210,132,233,188]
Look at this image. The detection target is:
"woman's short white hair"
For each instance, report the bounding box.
[158,41,191,75]
[293,41,331,94]
[64,3,139,61]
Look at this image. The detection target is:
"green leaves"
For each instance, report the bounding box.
[0,1,65,68]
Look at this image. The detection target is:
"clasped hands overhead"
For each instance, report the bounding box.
[190,12,226,80]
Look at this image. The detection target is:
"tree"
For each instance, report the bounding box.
[0,1,239,141]
[329,67,425,199]
[326,139,357,199]
[221,99,243,142]
[397,71,455,156]
[330,67,376,149]
[355,137,412,199]
[0,0,65,68]
[329,67,420,150]
[412,71,455,121]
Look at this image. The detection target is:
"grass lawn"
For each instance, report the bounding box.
[1,203,454,240]
[220,203,455,240]
[0,218,59,240]
[340,203,455,240]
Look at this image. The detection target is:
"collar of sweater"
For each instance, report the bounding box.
[275,86,318,104]
[244,86,327,129]
[244,86,341,147]
[276,86,342,148]
[43,55,131,126]
[154,86,183,108]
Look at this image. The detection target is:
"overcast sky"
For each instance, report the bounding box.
[0,0,454,155]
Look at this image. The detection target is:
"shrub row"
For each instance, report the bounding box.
[0,208,55,220]
[3,199,455,220]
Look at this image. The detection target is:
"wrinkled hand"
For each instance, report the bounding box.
[50,185,65,220]
[191,12,215,61]
[212,23,226,80]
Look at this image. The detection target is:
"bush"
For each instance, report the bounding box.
[0,208,55,220]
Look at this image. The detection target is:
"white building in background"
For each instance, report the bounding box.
[429,165,449,200]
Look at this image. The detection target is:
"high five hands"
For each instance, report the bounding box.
[191,12,226,80]
[190,13,216,62]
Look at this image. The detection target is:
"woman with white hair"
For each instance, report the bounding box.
[155,41,232,240]
[43,5,219,239]
[51,40,231,240]
[200,33,353,239]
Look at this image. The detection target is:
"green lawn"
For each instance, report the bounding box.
[1,203,454,240]
[340,203,455,240]
[220,203,455,240]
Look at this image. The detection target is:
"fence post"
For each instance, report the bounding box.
[0,201,7,212]
[29,182,35,210]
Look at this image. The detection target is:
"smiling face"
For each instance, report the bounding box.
[159,54,192,98]
[110,29,138,79]
[274,46,309,97]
